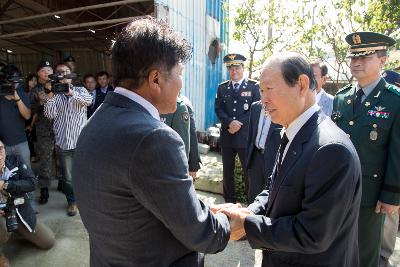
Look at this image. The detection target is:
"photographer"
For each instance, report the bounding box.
[0,65,32,168]
[44,63,92,216]
[0,139,55,267]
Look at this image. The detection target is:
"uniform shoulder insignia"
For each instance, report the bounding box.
[336,84,353,94]
[218,80,229,86]
[386,84,400,97]
[247,79,258,84]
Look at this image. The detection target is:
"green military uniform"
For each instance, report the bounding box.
[160,97,190,158]
[332,32,400,267]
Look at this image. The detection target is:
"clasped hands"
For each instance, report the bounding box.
[228,120,242,134]
[211,203,252,241]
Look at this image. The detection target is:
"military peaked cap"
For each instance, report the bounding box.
[223,53,246,66]
[36,60,52,72]
[345,31,396,57]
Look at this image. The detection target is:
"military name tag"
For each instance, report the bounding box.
[244,103,249,110]
[370,130,378,141]
[241,91,252,97]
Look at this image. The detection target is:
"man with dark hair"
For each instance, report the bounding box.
[333,32,400,267]
[44,63,92,216]
[215,53,260,203]
[215,52,361,267]
[83,74,97,118]
[72,18,230,267]
[0,65,31,167]
[310,60,334,116]
[88,71,113,116]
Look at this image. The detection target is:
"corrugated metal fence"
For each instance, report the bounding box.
[155,0,228,130]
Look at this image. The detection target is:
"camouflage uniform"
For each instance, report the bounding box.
[30,84,57,187]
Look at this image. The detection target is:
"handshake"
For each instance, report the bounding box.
[210,203,253,241]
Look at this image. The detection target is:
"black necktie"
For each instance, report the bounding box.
[354,89,364,112]
[233,83,239,91]
[277,133,289,169]
[269,133,289,190]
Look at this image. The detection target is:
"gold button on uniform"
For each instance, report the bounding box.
[349,121,354,126]
[373,174,378,178]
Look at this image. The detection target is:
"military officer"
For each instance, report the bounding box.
[332,32,400,267]
[215,53,260,203]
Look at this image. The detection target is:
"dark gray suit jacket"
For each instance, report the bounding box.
[72,92,230,267]
[246,101,281,201]
[244,111,361,267]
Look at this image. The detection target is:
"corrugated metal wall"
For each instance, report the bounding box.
[205,0,228,129]
[155,0,228,130]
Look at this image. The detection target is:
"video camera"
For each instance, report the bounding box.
[47,73,77,94]
[0,72,24,96]
[0,194,25,232]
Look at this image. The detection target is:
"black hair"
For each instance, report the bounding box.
[310,61,328,77]
[25,73,38,92]
[279,54,317,91]
[83,74,96,82]
[112,17,192,90]
[1,64,21,77]
[96,71,110,79]
[54,63,71,72]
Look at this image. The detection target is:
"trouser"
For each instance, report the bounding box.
[359,206,385,267]
[221,147,247,203]
[5,141,31,169]
[380,211,399,261]
[0,216,55,254]
[36,135,56,188]
[247,149,267,203]
[56,146,75,204]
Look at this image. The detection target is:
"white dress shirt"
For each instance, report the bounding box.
[282,103,320,160]
[114,87,160,120]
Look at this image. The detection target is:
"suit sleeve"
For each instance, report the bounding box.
[244,143,361,253]
[129,127,230,253]
[379,108,400,205]
[215,84,233,127]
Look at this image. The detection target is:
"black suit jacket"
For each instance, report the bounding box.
[245,111,361,267]
[246,101,281,174]
[73,92,230,267]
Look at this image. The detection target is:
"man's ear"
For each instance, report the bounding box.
[298,74,310,96]
[379,56,388,68]
[148,69,160,92]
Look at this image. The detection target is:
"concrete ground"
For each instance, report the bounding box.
[4,185,257,267]
[3,151,400,267]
